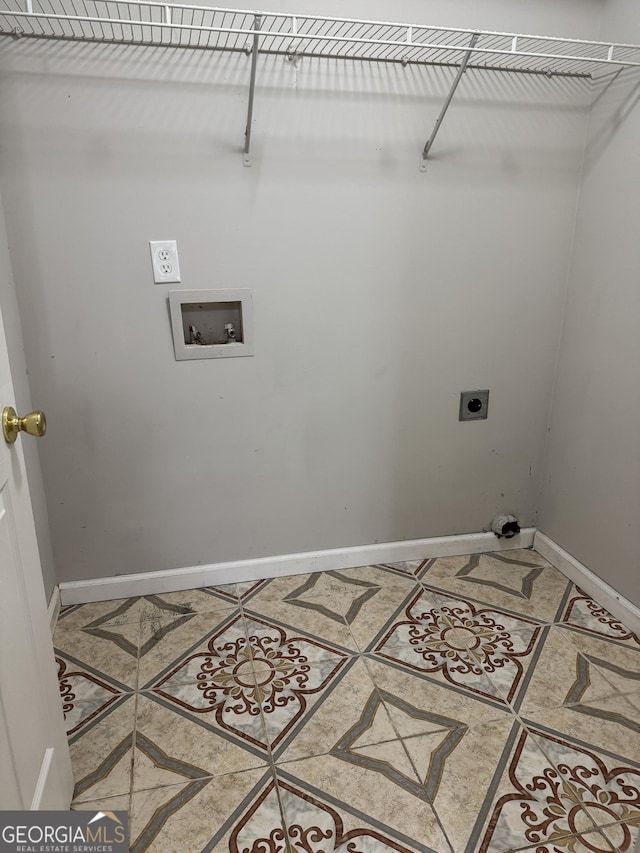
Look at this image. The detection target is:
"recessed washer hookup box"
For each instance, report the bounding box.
[168,289,254,361]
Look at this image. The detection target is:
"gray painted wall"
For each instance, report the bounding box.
[538,0,640,607]
[0,0,599,584]
[0,193,57,601]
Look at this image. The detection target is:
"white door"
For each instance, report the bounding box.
[0,297,74,808]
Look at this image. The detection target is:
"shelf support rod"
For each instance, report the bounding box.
[243,13,262,168]
[420,32,479,172]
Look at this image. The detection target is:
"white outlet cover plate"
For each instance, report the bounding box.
[150,240,181,284]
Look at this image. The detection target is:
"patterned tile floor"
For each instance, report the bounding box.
[56,549,640,853]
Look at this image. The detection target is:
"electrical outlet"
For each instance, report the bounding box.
[459,390,489,421]
[150,240,181,284]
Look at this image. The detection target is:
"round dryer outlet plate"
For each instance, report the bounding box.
[459,390,489,421]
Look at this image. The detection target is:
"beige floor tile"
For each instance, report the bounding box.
[58,592,235,633]
[372,585,542,709]
[141,614,272,755]
[275,755,451,853]
[364,657,513,730]
[333,564,423,590]
[144,610,352,756]
[201,579,269,604]
[275,658,388,763]
[57,598,143,631]
[346,586,425,652]
[345,658,517,853]
[243,613,352,753]
[245,566,420,653]
[129,768,277,853]
[243,591,360,651]
[137,591,235,620]
[623,688,640,713]
[132,694,268,791]
[522,691,640,761]
[518,626,611,713]
[524,725,640,844]
[137,609,242,687]
[54,566,640,853]
[56,651,131,738]
[558,584,640,646]
[248,566,414,603]
[276,771,442,853]
[378,559,432,578]
[71,696,136,803]
[601,819,639,853]
[510,830,616,852]
[145,679,270,754]
[561,627,640,695]
[422,550,569,621]
[432,717,525,853]
[71,793,130,811]
[485,626,546,707]
[468,721,610,853]
[144,611,250,687]
[54,625,139,689]
[240,571,324,603]
[520,627,640,716]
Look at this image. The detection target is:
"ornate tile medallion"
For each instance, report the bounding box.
[479,726,640,853]
[373,587,541,705]
[149,614,349,752]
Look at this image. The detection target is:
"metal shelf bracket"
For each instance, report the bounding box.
[243,13,261,167]
[419,32,479,173]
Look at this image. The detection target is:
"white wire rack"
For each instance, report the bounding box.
[1,0,639,167]
[2,0,640,76]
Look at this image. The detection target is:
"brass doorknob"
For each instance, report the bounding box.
[2,406,47,444]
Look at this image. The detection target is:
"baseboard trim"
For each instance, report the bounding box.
[47,585,61,636]
[59,528,536,605]
[534,531,640,635]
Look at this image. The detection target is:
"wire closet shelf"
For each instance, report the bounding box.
[2,0,640,78]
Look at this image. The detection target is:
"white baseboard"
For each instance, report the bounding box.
[534,531,640,635]
[59,528,536,605]
[47,585,61,635]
